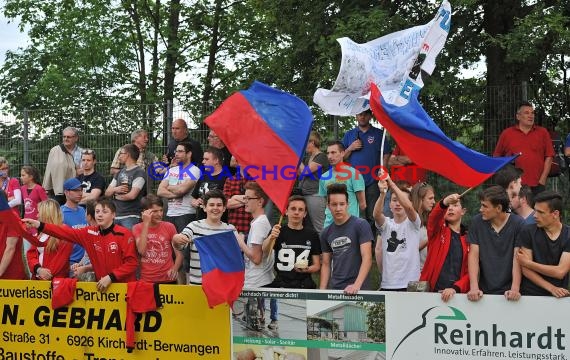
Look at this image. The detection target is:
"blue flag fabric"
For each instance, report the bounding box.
[194,231,245,308]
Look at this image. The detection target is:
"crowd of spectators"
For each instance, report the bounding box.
[0,104,568,330]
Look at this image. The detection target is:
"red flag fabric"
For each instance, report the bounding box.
[205,81,313,213]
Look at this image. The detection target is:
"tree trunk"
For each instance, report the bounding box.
[482,0,558,153]
[163,0,181,148]
[197,0,223,143]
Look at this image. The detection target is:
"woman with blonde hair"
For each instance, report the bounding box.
[27,199,73,280]
[411,182,436,270]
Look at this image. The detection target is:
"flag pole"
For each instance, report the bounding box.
[458,152,521,198]
[459,186,474,198]
[380,127,386,169]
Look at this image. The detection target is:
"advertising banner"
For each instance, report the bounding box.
[0,280,230,359]
[386,292,569,360]
[232,289,386,360]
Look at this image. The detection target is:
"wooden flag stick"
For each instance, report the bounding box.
[459,186,475,198]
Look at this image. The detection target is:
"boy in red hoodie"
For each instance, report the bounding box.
[420,193,469,302]
[23,197,138,292]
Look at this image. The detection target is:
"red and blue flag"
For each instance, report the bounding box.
[205,81,314,213]
[194,231,244,308]
[370,83,517,187]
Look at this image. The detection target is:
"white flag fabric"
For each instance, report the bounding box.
[313,1,451,115]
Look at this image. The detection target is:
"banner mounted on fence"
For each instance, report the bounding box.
[0,280,230,359]
[233,289,570,360]
[232,289,386,360]
[386,292,570,360]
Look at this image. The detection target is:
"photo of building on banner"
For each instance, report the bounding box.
[232,289,386,360]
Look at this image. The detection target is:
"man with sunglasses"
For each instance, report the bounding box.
[77,149,105,206]
[43,127,83,205]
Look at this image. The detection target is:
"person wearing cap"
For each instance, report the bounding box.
[61,178,89,274]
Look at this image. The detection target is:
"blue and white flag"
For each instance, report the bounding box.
[314,1,451,115]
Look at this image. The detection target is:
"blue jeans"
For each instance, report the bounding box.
[259,298,278,321]
[114,216,140,230]
[270,299,278,321]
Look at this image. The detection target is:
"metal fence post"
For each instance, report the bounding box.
[23,109,29,165]
[165,99,173,149]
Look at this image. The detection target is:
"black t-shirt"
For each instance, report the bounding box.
[434,230,463,291]
[77,171,106,194]
[518,224,570,296]
[272,226,321,288]
[467,213,525,294]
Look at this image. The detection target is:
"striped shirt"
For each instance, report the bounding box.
[181,220,237,285]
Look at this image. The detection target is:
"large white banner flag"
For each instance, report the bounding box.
[313,1,451,115]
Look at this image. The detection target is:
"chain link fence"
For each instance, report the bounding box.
[1,84,569,221]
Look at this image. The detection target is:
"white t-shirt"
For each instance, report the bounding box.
[378,215,422,289]
[244,215,274,288]
[166,164,201,216]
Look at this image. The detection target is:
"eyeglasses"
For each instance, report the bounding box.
[82,149,95,155]
[243,196,260,201]
[63,135,76,139]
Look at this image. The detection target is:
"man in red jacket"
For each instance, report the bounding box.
[23,197,138,292]
[420,193,469,302]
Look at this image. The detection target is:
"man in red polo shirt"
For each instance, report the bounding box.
[493,101,554,195]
